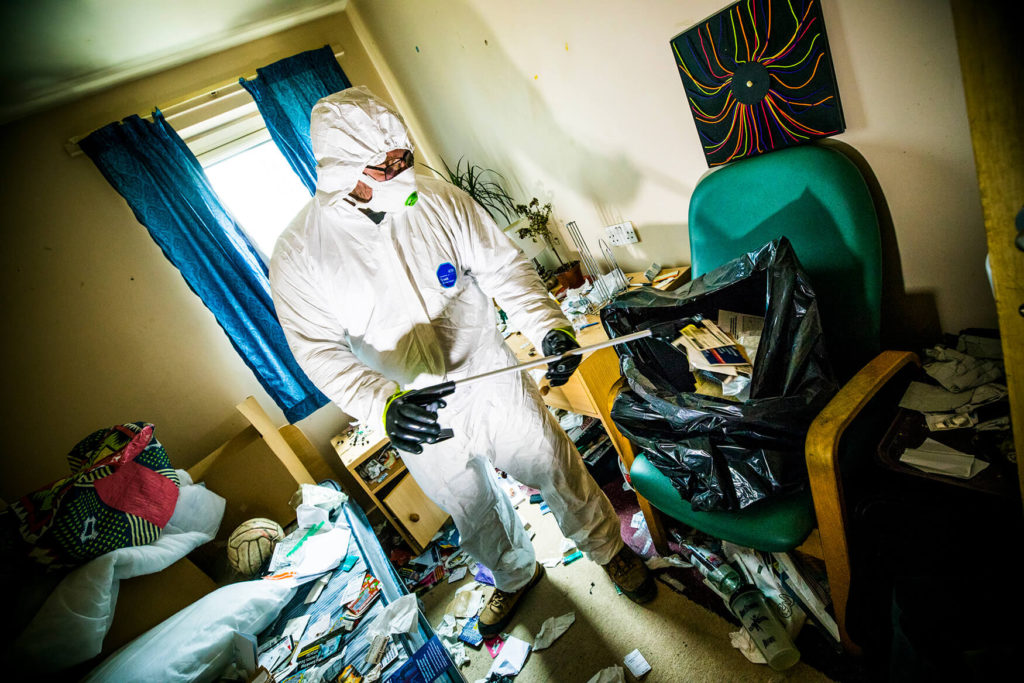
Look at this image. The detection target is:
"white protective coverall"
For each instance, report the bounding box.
[270,86,622,591]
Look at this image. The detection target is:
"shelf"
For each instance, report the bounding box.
[367,461,407,494]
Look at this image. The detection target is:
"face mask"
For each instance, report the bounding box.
[364,170,418,214]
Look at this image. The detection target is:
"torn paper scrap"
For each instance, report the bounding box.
[630,510,646,529]
[532,612,576,651]
[541,557,562,568]
[450,588,485,619]
[487,635,531,679]
[587,665,626,683]
[900,439,990,479]
[448,566,468,583]
[623,649,652,677]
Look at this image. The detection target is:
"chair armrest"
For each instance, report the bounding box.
[805,349,920,653]
[605,377,638,467]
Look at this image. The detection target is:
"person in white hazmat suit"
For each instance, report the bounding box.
[271,86,654,636]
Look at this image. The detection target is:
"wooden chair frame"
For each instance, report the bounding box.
[607,350,920,654]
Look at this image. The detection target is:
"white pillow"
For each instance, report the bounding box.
[85,580,296,683]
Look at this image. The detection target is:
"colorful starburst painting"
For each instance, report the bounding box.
[670,0,844,167]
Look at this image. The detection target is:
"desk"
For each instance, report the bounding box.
[330,428,449,555]
[504,267,690,461]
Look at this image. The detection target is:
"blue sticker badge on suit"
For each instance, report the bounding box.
[436,262,457,288]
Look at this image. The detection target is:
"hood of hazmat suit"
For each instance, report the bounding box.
[270,86,569,427]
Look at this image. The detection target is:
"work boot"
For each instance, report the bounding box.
[478,563,545,637]
[602,544,656,604]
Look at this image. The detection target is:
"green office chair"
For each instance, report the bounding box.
[606,144,918,653]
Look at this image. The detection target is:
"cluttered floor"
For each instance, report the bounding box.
[379,475,867,683]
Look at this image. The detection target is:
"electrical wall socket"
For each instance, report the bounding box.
[605,221,638,246]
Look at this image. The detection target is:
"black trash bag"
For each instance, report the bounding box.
[603,238,838,511]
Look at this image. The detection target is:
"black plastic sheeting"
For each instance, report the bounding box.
[603,238,838,511]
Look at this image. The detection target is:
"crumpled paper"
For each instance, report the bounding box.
[367,593,419,638]
[586,665,626,683]
[532,612,575,651]
[486,635,531,679]
[289,483,348,514]
[924,346,1002,393]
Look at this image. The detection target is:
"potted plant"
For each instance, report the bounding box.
[514,198,584,289]
[425,157,518,225]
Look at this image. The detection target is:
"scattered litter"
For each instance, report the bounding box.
[645,554,692,570]
[559,538,577,554]
[473,563,496,586]
[623,648,651,677]
[459,616,484,648]
[410,545,441,568]
[539,502,551,515]
[656,574,687,594]
[449,586,486,619]
[629,511,646,529]
[563,550,583,565]
[923,346,1002,393]
[486,635,531,679]
[303,573,330,604]
[532,612,575,651]
[448,566,469,583]
[541,557,562,568]
[436,614,459,640]
[900,438,990,479]
[367,593,418,637]
[485,635,505,658]
[339,575,365,606]
[445,551,471,569]
[529,493,544,504]
[587,665,626,682]
[589,582,596,595]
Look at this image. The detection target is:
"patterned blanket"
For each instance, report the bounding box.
[9,422,180,568]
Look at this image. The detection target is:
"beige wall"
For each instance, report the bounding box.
[0,12,384,499]
[0,0,999,499]
[349,0,996,337]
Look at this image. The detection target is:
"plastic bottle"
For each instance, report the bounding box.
[683,544,744,597]
[729,585,801,670]
[685,544,800,670]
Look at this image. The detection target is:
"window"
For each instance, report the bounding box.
[201,139,310,259]
[170,91,310,261]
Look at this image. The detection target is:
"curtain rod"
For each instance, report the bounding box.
[65,47,345,157]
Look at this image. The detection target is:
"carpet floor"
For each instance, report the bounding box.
[415,477,861,682]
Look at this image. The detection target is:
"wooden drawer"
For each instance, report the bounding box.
[383,473,449,550]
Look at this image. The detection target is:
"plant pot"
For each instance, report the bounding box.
[555,262,585,290]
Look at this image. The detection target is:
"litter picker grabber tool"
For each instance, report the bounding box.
[412,328,653,445]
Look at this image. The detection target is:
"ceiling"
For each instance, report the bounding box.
[0,0,348,125]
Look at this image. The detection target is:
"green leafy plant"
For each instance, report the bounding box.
[425,157,518,224]
[514,198,580,273]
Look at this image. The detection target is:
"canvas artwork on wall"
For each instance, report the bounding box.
[670,0,844,167]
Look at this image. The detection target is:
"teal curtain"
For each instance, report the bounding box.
[240,45,351,194]
[80,112,329,421]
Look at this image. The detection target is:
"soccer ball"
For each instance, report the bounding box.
[227,518,284,577]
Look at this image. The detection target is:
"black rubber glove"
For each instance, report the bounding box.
[383,382,456,454]
[542,328,581,387]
